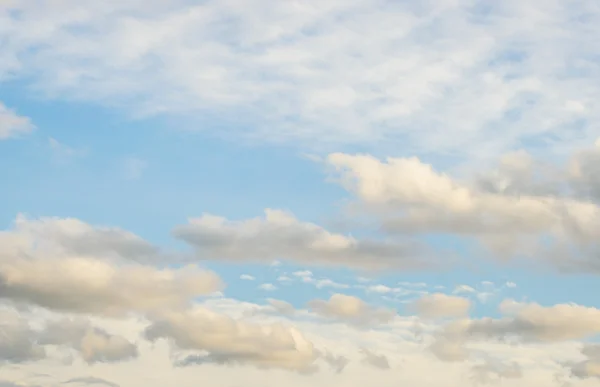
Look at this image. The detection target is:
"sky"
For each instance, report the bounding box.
[1,0,600,386]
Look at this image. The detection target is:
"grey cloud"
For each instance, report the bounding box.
[173,209,430,271]
[40,319,138,364]
[470,358,523,385]
[568,344,600,380]
[360,348,390,370]
[430,300,600,363]
[0,309,45,364]
[63,377,121,387]
[319,351,349,373]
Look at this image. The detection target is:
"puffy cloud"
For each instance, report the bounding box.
[430,300,600,363]
[327,149,600,272]
[0,102,34,140]
[0,216,222,316]
[307,294,395,327]
[173,209,428,271]
[360,348,390,370]
[239,274,255,281]
[144,307,318,372]
[409,293,471,319]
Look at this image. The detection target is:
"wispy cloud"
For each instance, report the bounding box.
[1,1,599,158]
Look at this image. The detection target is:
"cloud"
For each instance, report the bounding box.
[0,215,222,316]
[319,351,349,373]
[2,1,600,158]
[307,294,395,327]
[239,274,255,281]
[0,309,45,364]
[409,293,471,319]
[63,377,120,387]
[430,300,600,363]
[173,209,428,271]
[360,348,390,370]
[258,283,277,291]
[568,344,600,380]
[470,358,523,384]
[48,138,87,163]
[0,102,34,140]
[39,319,138,364]
[122,157,146,180]
[327,148,600,272]
[144,307,318,372]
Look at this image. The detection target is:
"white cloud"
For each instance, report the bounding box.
[240,274,255,281]
[0,102,34,140]
[173,209,427,270]
[327,146,600,272]
[2,1,600,158]
[258,283,277,291]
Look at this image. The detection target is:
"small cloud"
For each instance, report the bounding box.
[240,274,255,281]
[293,270,313,278]
[258,283,277,291]
[276,275,293,283]
[122,157,147,180]
[314,279,349,289]
[505,281,517,288]
[0,102,34,140]
[453,285,476,294]
[48,137,86,163]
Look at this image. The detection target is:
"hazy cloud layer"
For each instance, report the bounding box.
[2,1,600,158]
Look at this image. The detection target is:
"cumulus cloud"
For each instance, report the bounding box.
[173,209,428,271]
[0,216,222,316]
[430,300,600,363]
[409,293,471,319]
[307,294,395,327]
[327,148,600,272]
[144,307,318,372]
[0,102,34,140]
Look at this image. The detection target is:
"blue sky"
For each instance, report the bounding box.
[1,1,600,387]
